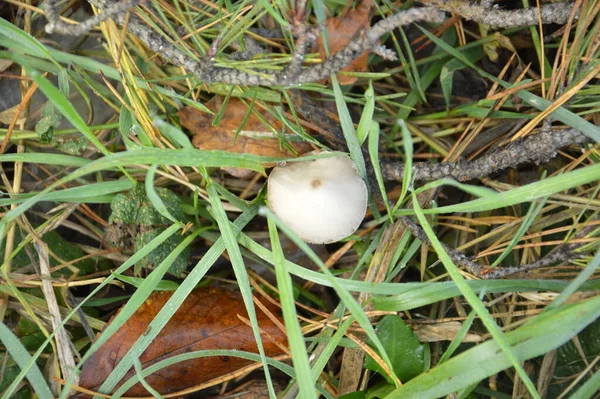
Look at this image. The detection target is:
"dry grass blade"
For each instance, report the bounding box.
[0,0,599,398]
[34,241,78,390]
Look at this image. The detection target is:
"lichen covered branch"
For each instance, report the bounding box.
[401,216,594,279]
[44,0,141,35]
[185,7,446,86]
[45,1,443,86]
[381,127,590,182]
[43,1,578,86]
[424,0,577,28]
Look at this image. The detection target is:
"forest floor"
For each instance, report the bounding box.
[0,0,599,398]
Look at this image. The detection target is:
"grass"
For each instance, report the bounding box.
[0,0,599,398]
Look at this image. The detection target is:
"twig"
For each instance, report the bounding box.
[43,1,579,86]
[44,0,142,35]
[401,216,486,275]
[386,124,595,278]
[482,215,600,279]
[381,127,590,182]
[287,90,346,149]
[283,25,319,78]
[479,244,582,278]
[423,0,578,28]
[188,7,446,85]
[479,217,598,278]
[46,1,445,86]
[400,216,594,279]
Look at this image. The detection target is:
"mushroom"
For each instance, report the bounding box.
[267,153,368,244]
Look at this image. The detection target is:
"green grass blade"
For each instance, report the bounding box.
[26,70,112,156]
[570,368,600,399]
[112,274,180,291]
[261,208,399,387]
[331,75,368,182]
[401,163,600,215]
[153,120,194,149]
[371,278,600,310]
[491,196,548,267]
[438,310,477,364]
[133,359,164,399]
[207,185,277,398]
[0,17,53,60]
[413,178,497,199]
[115,349,295,396]
[548,249,600,310]
[386,295,600,399]
[412,195,540,398]
[0,148,270,235]
[357,82,375,145]
[368,122,392,220]
[0,180,135,206]
[392,119,414,213]
[310,318,355,383]
[516,90,600,143]
[145,165,178,223]
[399,28,425,102]
[0,153,89,167]
[396,30,456,120]
[267,218,317,398]
[101,207,258,398]
[0,322,54,399]
[238,230,600,297]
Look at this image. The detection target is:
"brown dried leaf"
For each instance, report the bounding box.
[77,287,287,397]
[317,0,374,85]
[178,97,312,177]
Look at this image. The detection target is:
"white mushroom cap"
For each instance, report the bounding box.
[267,153,368,244]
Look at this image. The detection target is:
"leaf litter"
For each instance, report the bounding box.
[76,287,287,397]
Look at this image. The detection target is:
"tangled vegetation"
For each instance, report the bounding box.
[0,0,599,398]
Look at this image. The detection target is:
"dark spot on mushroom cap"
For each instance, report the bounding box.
[311,179,322,188]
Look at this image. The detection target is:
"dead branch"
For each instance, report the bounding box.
[186,7,446,86]
[44,0,444,85]
[401,216,594,279]
[43,1,578,86]
[381,127,590,182]
[424,0,578,28]
[44,0,141,35]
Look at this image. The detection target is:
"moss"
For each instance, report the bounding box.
[34,102,62,144]
[108,185,189,277]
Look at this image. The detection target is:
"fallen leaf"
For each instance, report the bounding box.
[77,287,287,397]
[316,0,374,85]
[178,97,312,177]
